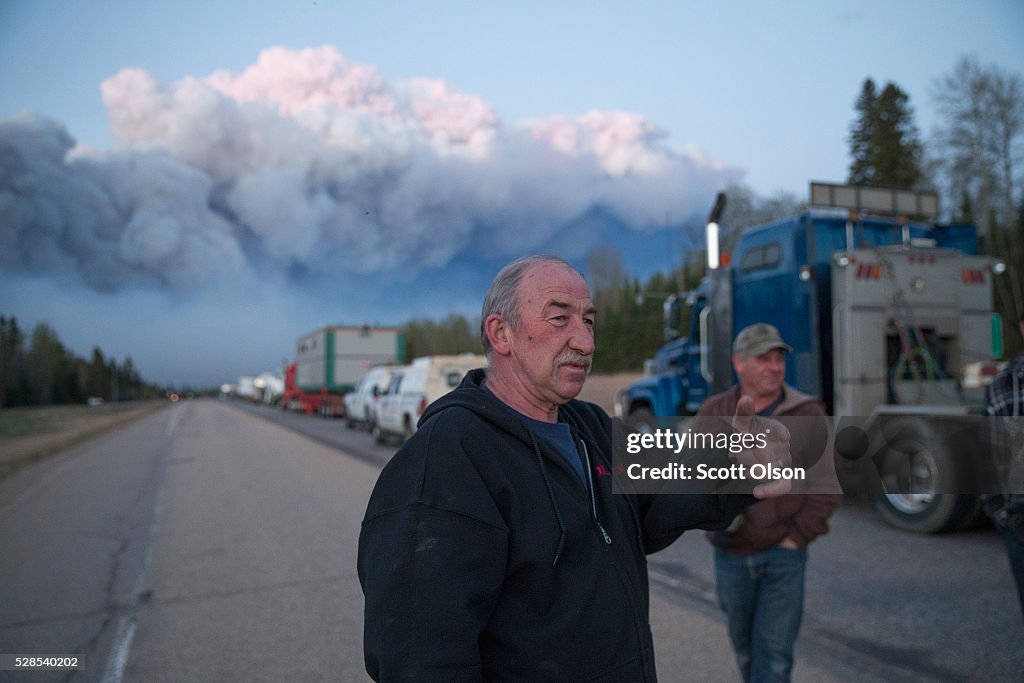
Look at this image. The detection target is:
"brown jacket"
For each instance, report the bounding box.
[699,384,841,556]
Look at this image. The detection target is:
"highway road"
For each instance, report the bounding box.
[1,398,1021,682]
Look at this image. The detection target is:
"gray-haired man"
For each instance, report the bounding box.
[358,255,791,681]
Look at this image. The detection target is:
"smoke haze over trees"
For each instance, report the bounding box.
[0,45,741,386]
[2,46,1021,384]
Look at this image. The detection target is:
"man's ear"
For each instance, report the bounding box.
[485,314,512,356]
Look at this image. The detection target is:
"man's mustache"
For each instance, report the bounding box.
[554,349,593,371]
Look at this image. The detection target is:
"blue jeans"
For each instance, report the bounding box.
[714,546,807,683]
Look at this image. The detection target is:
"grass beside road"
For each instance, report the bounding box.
[0,401,167,479]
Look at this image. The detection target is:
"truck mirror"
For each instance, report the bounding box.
[663,294,682,341]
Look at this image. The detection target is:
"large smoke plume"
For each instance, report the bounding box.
[1,46,737,294]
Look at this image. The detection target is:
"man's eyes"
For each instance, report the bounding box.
[548,315,596,326]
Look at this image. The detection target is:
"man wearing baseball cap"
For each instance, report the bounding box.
[698,323,841,682]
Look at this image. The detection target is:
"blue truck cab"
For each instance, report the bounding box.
[617,211,979,427]
[614,200,1001,533]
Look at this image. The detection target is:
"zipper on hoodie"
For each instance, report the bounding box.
[580,440,612,545]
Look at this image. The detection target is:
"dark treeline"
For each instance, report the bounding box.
[0,315,165,408]
[402,314,481,362]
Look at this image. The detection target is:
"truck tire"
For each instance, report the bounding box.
[874,494,979,534]
[627,407,657,434]
[870,417,975,533]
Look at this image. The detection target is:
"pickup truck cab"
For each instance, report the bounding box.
[374,354,486,444]
[344,365,398,430]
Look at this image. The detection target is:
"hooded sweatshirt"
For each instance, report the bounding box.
[358,369,755,682]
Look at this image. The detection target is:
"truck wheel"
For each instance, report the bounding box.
[372,423,386,445]
[874,494,979,534]
[870,417,974,533]
[627,408,657,434]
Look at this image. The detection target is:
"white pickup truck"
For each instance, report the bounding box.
[374,354,486,444]
[344,365,398,431]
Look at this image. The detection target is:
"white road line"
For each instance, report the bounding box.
[101,618,136,683]
[102,421,172,682]
[165,404,183,436]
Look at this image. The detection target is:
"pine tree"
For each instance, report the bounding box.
[848,79,879,186]
[848,78,924,189]
[88,347,108,399]
[874,83,924,188]
[26,323,65,405]
[0,316,27,407]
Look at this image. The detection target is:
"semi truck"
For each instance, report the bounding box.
[614,182,1006,533]
[282,325,406,417]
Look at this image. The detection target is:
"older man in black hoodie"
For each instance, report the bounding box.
[358,254,791,681]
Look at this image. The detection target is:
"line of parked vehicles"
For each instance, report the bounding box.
[228,326,485,446]
[343,354,485,444]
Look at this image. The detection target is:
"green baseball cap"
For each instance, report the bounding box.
[733,323,792,357]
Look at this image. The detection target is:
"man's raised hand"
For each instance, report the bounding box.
[731,395,793,499]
